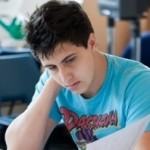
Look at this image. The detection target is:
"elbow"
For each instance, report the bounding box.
[5,114,25,150]
[5,121,19,150]
[5,119,42,150]
[5,125,12,145]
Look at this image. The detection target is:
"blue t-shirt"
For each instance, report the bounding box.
[32,54,150,148]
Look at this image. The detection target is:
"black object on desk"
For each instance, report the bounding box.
[44,124,78,150]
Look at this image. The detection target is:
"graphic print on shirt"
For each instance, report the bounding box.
[60,107,118,148]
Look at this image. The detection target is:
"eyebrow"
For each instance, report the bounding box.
[44,53,76,68]
[61,53,76,63]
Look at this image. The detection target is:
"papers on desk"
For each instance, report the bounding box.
[87,115,150,150]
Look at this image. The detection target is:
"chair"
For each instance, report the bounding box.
[0,51,41,149]
[0,51,41,115]
[122,32,150,67]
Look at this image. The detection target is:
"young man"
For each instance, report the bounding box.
[5,1,150,150]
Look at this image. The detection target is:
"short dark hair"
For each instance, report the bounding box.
[26,0,94,58]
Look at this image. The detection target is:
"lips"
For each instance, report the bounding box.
[67,81,80,90]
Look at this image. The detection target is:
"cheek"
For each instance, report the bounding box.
[80,62,95,83]
[75,64,92,81]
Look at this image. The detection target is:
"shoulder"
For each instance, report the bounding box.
[32,69,50,100]
[107,54,150,80]
[35,69,50,89]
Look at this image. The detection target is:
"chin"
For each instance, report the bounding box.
[73,88,87,95]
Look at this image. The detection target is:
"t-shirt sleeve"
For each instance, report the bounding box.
[32,69,62,123]
[125,71,150,131]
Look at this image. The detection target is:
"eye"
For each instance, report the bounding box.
[64,56,76,63]
[48,65,57,71]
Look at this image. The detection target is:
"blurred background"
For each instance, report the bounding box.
[0,0,150,55]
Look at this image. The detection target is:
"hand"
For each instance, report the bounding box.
[46,77,61,94]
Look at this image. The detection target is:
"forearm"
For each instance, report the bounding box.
[134,132,150,150]
[5,79,60,150]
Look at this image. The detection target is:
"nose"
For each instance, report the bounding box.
[59,66,73,84]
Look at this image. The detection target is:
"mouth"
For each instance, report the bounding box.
[67,81,80,90]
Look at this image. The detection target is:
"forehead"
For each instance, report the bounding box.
[53,42,77,54]
[40,42,84,64]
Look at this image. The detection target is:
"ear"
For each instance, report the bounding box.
[87,33,96,50]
